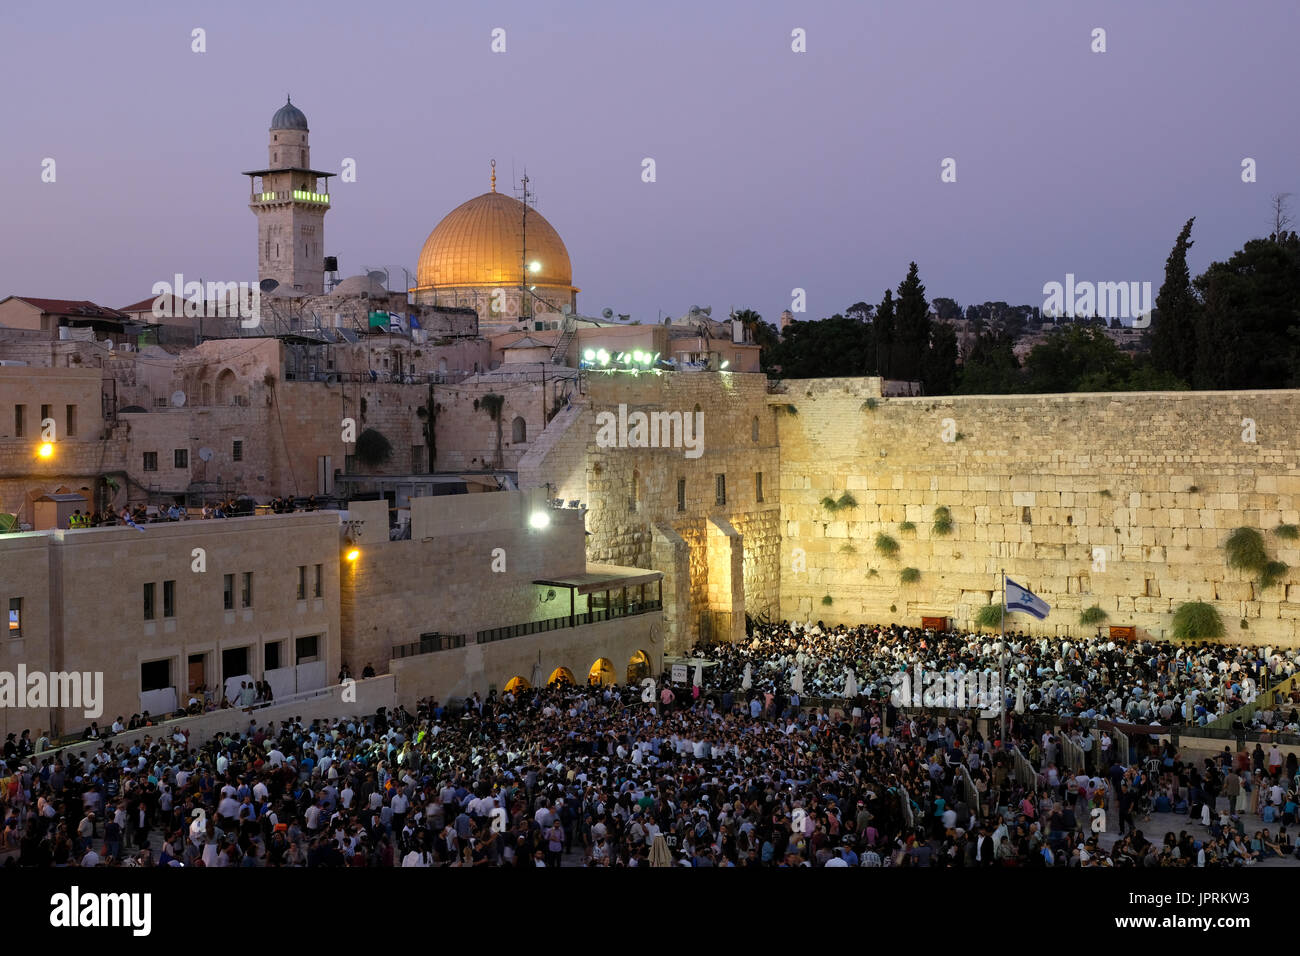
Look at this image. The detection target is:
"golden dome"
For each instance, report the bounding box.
[415,189,575,292]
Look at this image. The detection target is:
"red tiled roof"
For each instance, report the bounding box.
[11,297,129,320]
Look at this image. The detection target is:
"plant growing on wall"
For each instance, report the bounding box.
[821,595,833,606]
[1171,601,1224,640]
[839,543,857,553]
[1099,489,1112,498]
[861,398,879,411]
[1274,524,1300,541]
[474,393,506,469]
[874,533,900,558]
[974,603,1004,631]
[779,404,798,415]
[1224,527,1267,572]
[821,492,858,513]
[899,521,916,533]
[866,568,879,577]
[1260,560,1289,589]
[1079,605,1108,626]
[932,506,953,536]
[355,428,393,468]
[900,567,921,584]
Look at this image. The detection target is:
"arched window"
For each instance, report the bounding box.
[511,416,526,444]
[216,369,237,405]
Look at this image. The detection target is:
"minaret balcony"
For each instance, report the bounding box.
[250,190,330,206]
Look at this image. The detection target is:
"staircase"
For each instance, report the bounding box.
[551,322,576,365]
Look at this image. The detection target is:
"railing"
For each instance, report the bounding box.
[1060,734,1085,775]
[1110,726,1131,766]
[392,632,467,659]
[1206,672,1300,733]
[476,599,662,644]
[1011,746,1041,791]
[958,764,981,819]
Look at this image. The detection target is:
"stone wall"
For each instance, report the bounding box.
[776,380,1300,646]
[518,370,782,651]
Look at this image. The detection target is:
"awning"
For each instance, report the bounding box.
[534,563,662,594]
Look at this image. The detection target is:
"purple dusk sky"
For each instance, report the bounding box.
[1,0,1295,326]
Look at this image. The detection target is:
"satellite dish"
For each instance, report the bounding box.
[198,447,214,462]
[259,278,280,293]
[367,270,387,284]
[601,307,614,319]
[700,306,712,316]
[561,304,571,315]
[170,390,187,407]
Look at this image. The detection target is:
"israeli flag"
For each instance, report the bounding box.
[123,514,146,533]
[1005,578,1050,619]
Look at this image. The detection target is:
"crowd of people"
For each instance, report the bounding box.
[62,495,329,529]
[2,619,1298,869]
[702,621,1300,729]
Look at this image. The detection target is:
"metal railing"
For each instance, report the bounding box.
[392,632,467,659]
[1206,672,1300,732]
[476,600,662,644]
[1010,746,1040,791]
[1110,726,1131,766]
[1060,734,1085,775]
[958,764,982,819]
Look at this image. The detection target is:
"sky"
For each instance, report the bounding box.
[1,0,1296,328]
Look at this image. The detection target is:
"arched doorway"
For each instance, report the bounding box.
[503,675,530,695]
[216,368,237,405]
[511,416,526,443]
[588,658,616,686]
[627,650,651,684]
[547,666,575,687]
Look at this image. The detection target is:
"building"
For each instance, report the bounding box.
[411,165,579,335]
[242,97,333,296]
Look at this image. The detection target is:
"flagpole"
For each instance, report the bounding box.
[999,568,1007,748]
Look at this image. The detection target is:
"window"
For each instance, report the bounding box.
[715,474,726,506]
[752,416,759,443]
[241,572,253,608]
[511,416,526,443]
[143,582,156,620]
[630,469,640,514]
[8,598,20,638]
[314,564,322,598]
[143,452,158,472]
[232,439,243,462]
[163,580,175,618]
[140,659,171,693]
[410,445,425,475]
[756,472,764,503]
[14,405,24,438]
[40,404,51,428]
[296,635,320,664]
[174,449,189,469]
[264,642,282,671]
[66,404,77,437]
[223,574,234,611]
[297,565,306,600]
[677,477,686,513]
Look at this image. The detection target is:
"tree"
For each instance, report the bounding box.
[924,322,959,395]
[892,262,931,382]
[874,289,895,378]
[733,308,781,370]
[1192,233,1300,388]
[1150,218,1200,383]
[1270,192,1294,242]
[932,297,962,320]
[475,393,505,469]
[957,330,1021,394]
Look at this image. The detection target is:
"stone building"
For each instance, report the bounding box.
[0,512,341,739]
[242,97,332,296]
[411,165,579,335]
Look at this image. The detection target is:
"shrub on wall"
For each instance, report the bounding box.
[899,521,916,533]
[1171,601,1225,640]
[821,595,833,606]
[875,533,900,558]
[1274,524,1300,541]
[974,603,1004,631]
[1224,527,1267,572]
[932,506,953,536]
[1260,560,1289,589]
[1079,605,1108,626]
[900,567,921,584]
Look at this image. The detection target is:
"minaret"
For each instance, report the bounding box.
[242,96,332,294]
